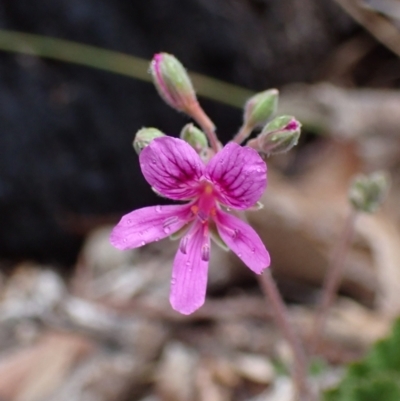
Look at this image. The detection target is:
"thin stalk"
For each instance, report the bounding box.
[232,123,253,144]
[258,272,312,401]
[188,102,220,154]
[311,210,358,351]
[239,212,311,400]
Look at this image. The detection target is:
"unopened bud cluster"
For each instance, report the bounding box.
[235,85,302,154]
[133,53,302,160]
[348,171,390,213]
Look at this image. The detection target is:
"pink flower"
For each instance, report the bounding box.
[110,136,270,314]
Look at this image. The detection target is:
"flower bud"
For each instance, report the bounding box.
[150,53,197,113]
[133,127,165,154]
[248,115,301,156]
[243,89,278,129]
[180,123,208,153]
[348,171,390,213]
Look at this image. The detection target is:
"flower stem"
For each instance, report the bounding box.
[258,272,312,400]
[311,210,358,352]
[232,123,252,144]
[187,102,220,154]
[238,212,311,399]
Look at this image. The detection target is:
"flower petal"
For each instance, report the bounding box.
[140,136,204,200]
[110,204,193,250]
[170,224,210,314]
[215,209,270,273]
[205,142,267,209]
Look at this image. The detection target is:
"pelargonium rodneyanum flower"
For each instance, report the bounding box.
[110,136,270,314]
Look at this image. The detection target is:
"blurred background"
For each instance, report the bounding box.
[0,0,358,264]
[0,0,400,400]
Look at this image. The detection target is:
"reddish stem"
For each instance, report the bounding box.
[258,272,312,401]
[239,212,312,400]
[311,210,358,352]
[232,123,252,144]
[186,102,220,154]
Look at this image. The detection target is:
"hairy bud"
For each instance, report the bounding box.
[248,115,301,156]
[348,171,390,213]
[150,53,197,113]
[243,89,278,129]
[133,127,165,154]
[180,123,208,153]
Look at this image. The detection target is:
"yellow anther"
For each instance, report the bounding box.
[190,205,199,214]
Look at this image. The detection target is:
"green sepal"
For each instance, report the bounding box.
[169,224,191,241]
[247,201,264,211]
[209,223,229,251]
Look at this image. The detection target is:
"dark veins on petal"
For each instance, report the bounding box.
[209,147,264,206]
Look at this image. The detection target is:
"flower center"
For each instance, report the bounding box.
[190,181,217,223]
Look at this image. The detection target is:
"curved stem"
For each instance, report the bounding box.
[238,212,312,400]
[311,210,358,352]
[258,272,312,401]
[232,123,252,144]
[188,102,220,154]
